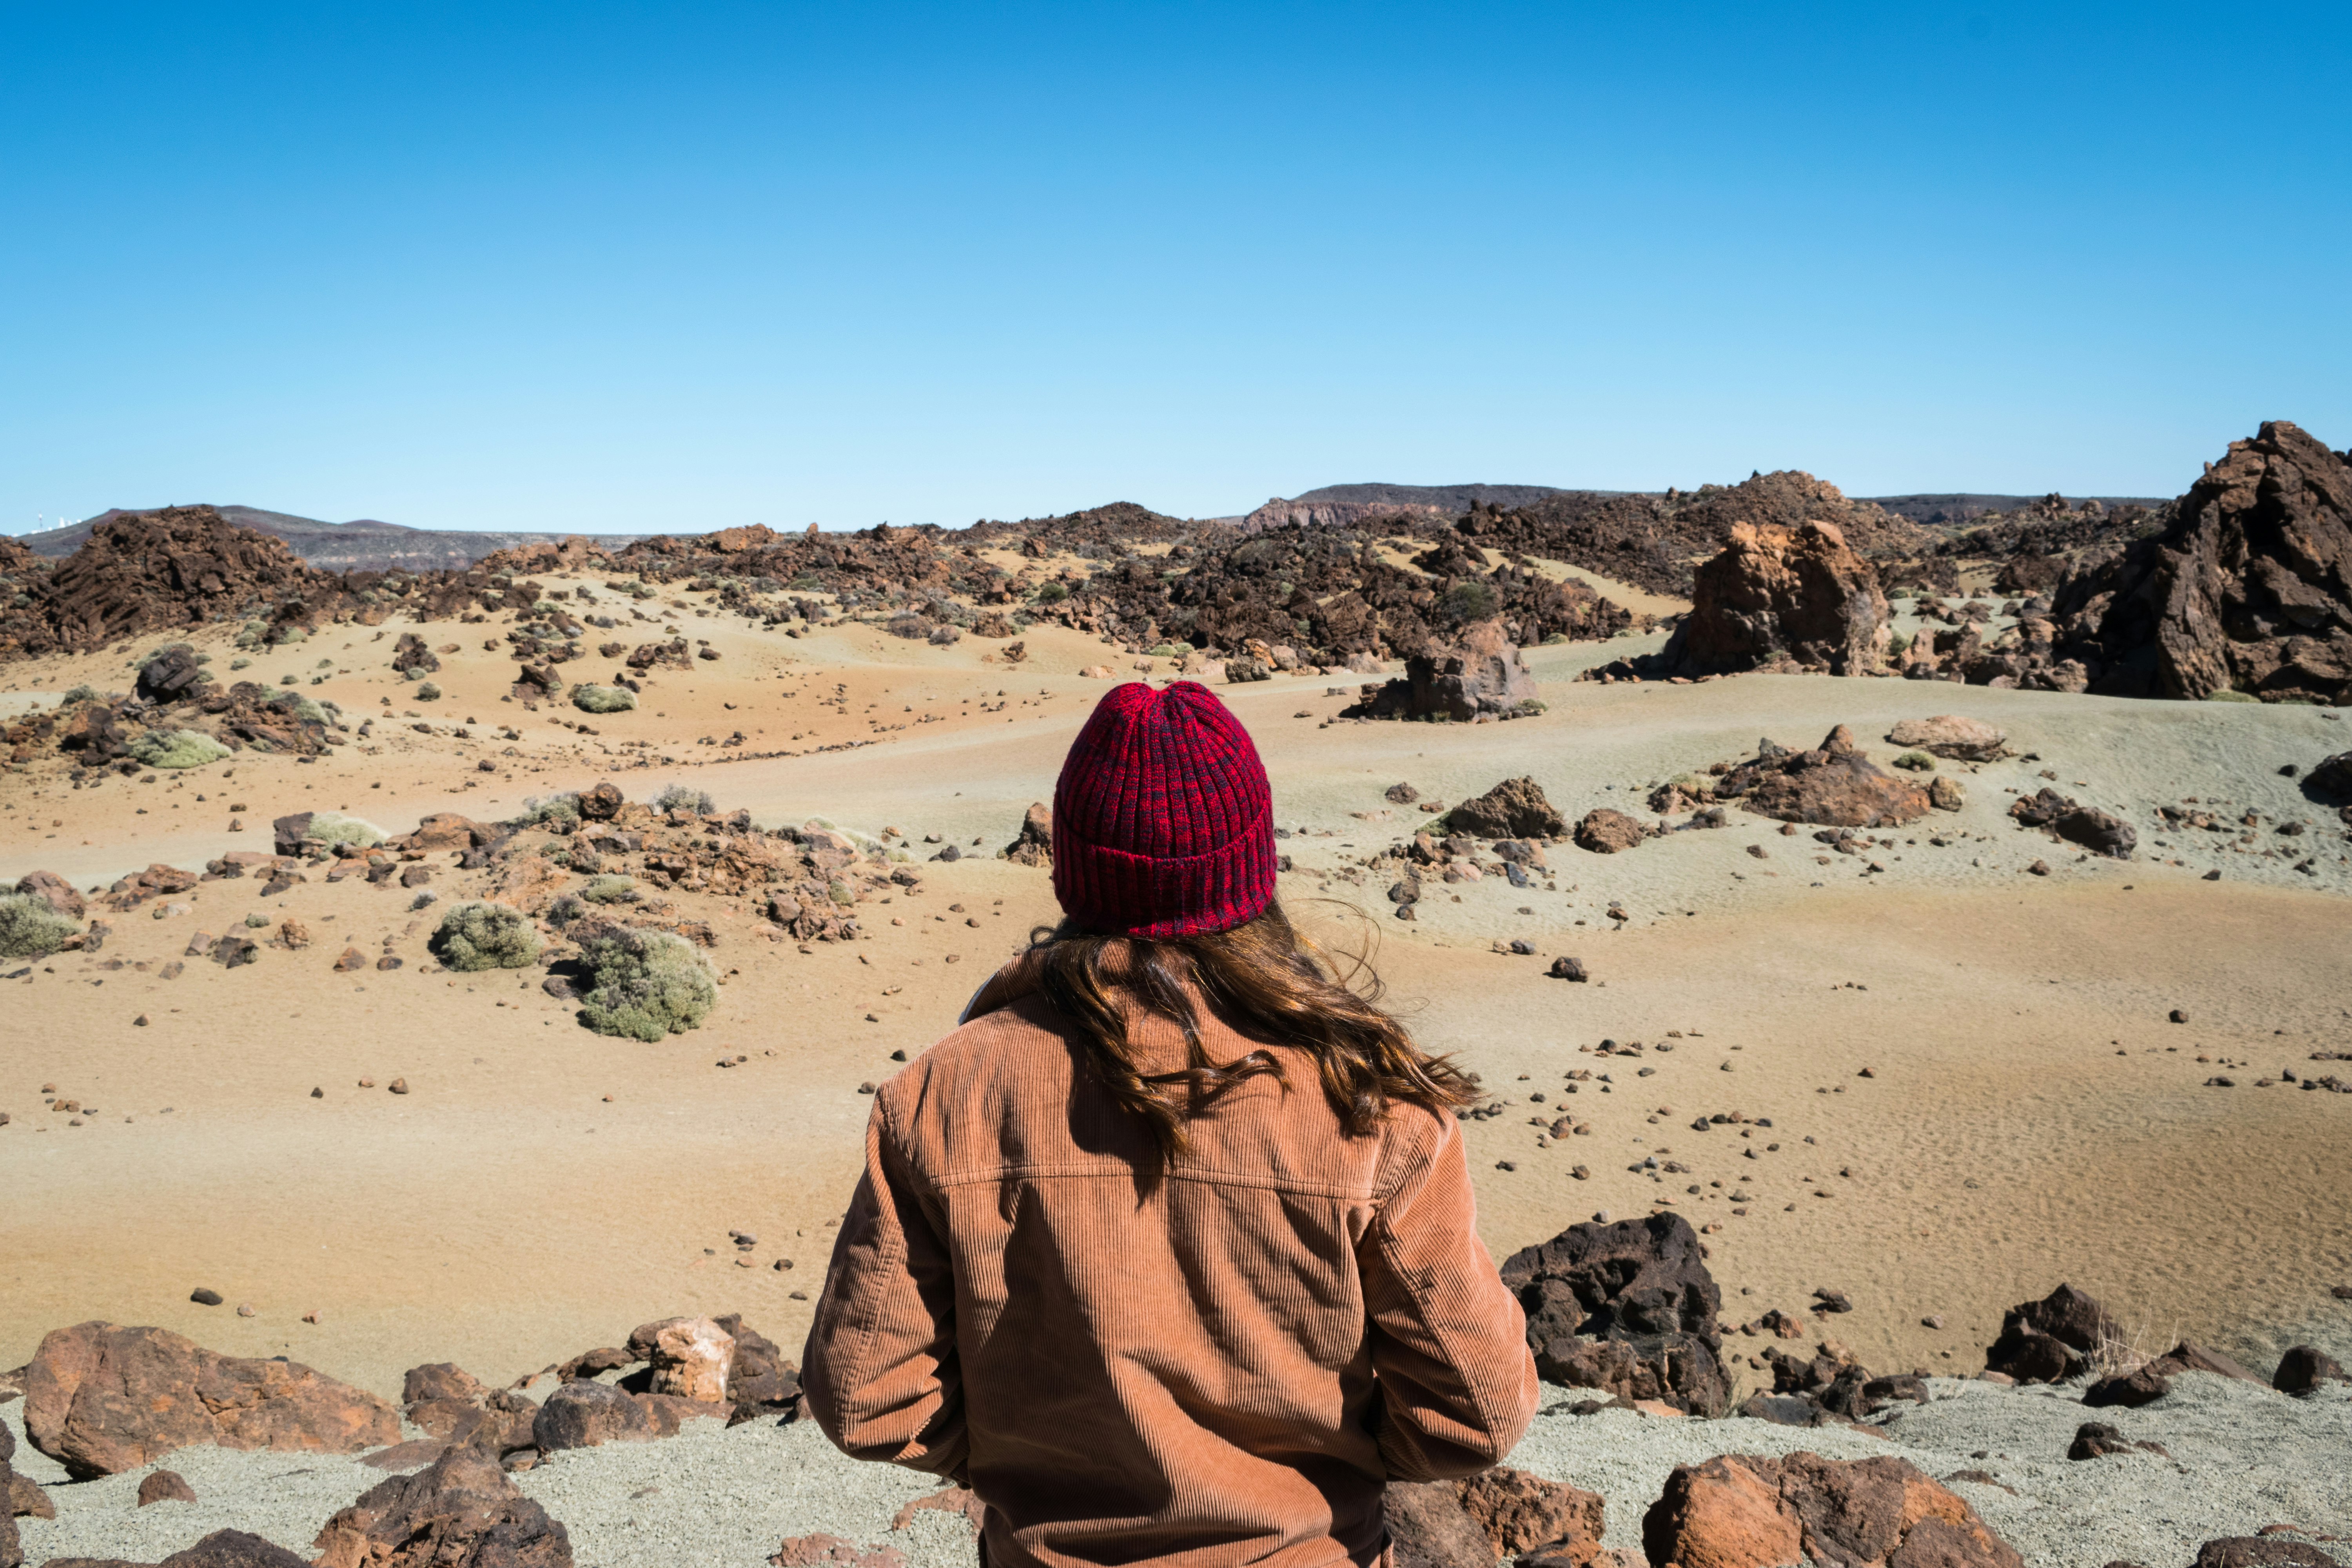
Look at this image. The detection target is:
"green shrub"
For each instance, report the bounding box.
[577,927,716,1041]
[579,875,637,903]
[308,813,385,848]
[131,729,232,769]
[416,682,442,701]
[234,621,268,650]
[2204,689,2259,703]
[1443,580,1497,624]
[519,793,580,826]
[229,659,252,672]
[1033,581,1069,605]
[244,912,270,928]
[654,784,715,816]
[1891,750,1936,771]
[60,684,98,704]
[432,900,542,971]
[0,893,80,959]
[572,684,637,714]
[545,894,588,927]
[1886,632,1911,657]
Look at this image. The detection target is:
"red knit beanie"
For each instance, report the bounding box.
[1051,681,1276,939]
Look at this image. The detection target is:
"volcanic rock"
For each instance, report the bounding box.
[2272,1344,2348,1396]
[1643,1452,2022,1568]
[2027,421,2352,702]
[2008,789,2137,858]
[137,1469,197,1506]
[13,871,84,920]
[1886,715,2009,760]
[2193,1539,2345,1568]
[4,507,331,659]
[531,1381,661,1451]
[578,782,624,821]
[137,646,213,705]
[1548,956,1588,982]
[1349,618,1541,721]
[40,1528,316,1567]
[312,1441,572,1568]
[20,1321,399,1479]
[1499,1213,1730,1417]
[1662,520,1893,677]
[1984,1284,2120,1384]
[626,1316,736,1402]
[1002,802,1052,867]
[1572,809,1649,855]
[1713,728,1932,828]
[1445,777,1566,839]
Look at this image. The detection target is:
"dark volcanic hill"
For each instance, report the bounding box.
[1243,483,1597,532]
[1867,492,2172,527]
[17,505,643,572]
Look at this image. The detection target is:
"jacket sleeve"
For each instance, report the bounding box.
[1357,1109,1540,1480]
[799,1091,969,1481]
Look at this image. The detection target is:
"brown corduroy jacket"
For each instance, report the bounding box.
[800,965,1539,1568]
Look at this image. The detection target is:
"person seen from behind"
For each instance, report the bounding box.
[803,680,1538,1567]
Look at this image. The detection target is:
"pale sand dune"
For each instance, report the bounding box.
[4,590,2349,1404]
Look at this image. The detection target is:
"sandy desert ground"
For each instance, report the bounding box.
[4,568,2348,1430]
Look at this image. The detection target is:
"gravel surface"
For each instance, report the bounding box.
[9,1373,2350,1567]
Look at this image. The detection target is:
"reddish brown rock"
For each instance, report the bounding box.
[1665,520,1892,677]
[4,508,332,658]
[2273,1344,2349,1396]
[39,1528,316,1567]
[1644,1452,2021,1568]
[1573,808,1649,855]
[12,871,85,920]
[2192,1538,2344,1568]
[136,1469,197,1506]
[1885,715,2008,761]
[577,782,625,822]
[624,1316,735,1403]
[1445,777,1567,840]
[21,1322,399,1479]
[1002,802,1052,867]
[312,1442,572,1568]
[1456,1466,1605,1563]
[1715,728,1931,829]
[768,1536,907,1568]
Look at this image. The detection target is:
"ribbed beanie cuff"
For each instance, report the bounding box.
[1051,681,1276,939]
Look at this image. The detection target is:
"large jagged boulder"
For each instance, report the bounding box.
[1885,715,2008,760]
[14,507,331,658]
[21,1323,399,1480]
[1002,802,1052,867]
[38,1529,315,1566]
[1713,726,1931,828]
[1444,777,1566,839]
[1664,519,1892,676]
[1643,1453,2022,1568]
[312,1443,572,1568]
[1497,1213,1731,1417]
[2033,420,2352,702]
[1352,618,1542,721]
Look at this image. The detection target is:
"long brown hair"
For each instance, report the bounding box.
[1025,899,1474,1161]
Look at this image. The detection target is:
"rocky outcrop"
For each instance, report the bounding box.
[1712,727,1931,828]
[2272,1345,2348,1396]
[21,1322,399,1479]
[1,1418,18,1568]
[2007,421,2352,702]
[2194,1538,2345,1568]
[1002,803,1052,867]
[1642,1452,2022,1568]
[312,1443,572,1568]
[1661,520,1892,677]
[1498,1213,1731,1417]
[12,871,84,920]
[1444,778,1566,839]
[0,507,334,658]
[1347,619,1543,722]
[626,1316,736,1402]
[398,1363,539,1457]
[1983,1283,2122,1383]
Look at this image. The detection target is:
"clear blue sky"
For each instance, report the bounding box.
[5,2,2348,535]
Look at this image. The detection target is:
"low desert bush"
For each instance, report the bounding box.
[130,729,232,770]
[576,926,716,1041]
[1892,751,1936,771]
[307,813,385,849]
[653,784,715,817]
[416,682,442,701]
[518,793,581,826]
[579,875,637,903]
[572,684,637,714]
[0,893,79,958]
[431,901,542,971]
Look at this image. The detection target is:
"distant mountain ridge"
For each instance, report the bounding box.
[16,505,644,571]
